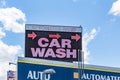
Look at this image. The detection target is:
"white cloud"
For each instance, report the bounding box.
[109,0,120,16]
[0,6,26,79]
[0,27,5,39]
[0,7,26,33]
[82,28,97,64]
[0,40,21,80]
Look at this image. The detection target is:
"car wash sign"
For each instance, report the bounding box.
[25,24,82,62]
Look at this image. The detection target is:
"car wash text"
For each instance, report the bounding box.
[25,28,82,62]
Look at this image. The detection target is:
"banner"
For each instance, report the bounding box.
[7,70,16,80]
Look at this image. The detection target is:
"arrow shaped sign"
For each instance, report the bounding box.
[28,32,37,40]
[49,33,61,39]
[71,34,80,42]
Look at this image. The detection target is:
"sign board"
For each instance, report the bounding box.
[7,70,16,80]
[25,24,82,62]
[18,57,120,80]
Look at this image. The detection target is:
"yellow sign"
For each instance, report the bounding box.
[73,72,78,78]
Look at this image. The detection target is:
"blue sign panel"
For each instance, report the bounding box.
[18,61,77,80]
[18,57,120,80]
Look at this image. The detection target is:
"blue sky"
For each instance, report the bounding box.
[0,0,120,79]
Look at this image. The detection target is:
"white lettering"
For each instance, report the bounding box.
[27,70,51,80]
[27,70,33,79]
[80,73,120,80]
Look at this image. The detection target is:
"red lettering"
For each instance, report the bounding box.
[31,48,45,57]
[62,39,71,48]
[56,48,66,58]
[38,38,49,47]
[49,39,60,47]
[44,48,56,58]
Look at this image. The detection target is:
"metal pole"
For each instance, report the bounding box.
[81,51,84,80]
[78,50,84,80]
[78,49,80,80]
[9,62,16,65]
